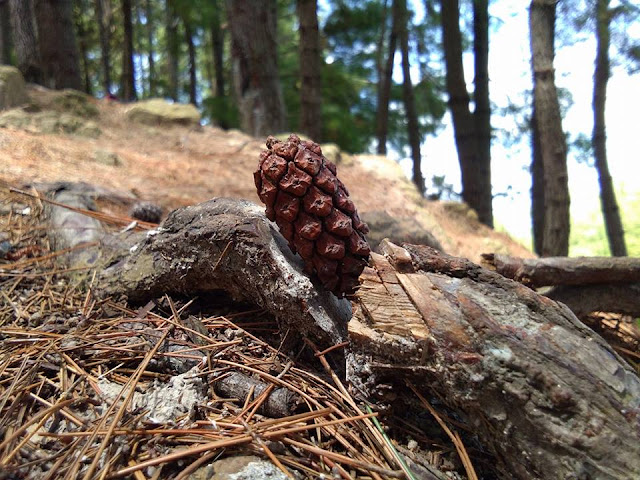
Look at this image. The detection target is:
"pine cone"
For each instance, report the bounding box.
[130,202,163,224]
[254,134,370,297]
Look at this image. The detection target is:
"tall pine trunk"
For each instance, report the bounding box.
[529,0,570,256]
[0,0,12,65]
[166,0,179,101]
[472,0,493,227]
[8,0,42,84]
[441,0,480,213]
[34,0,82,90]
[121,0,136,101]
[226,0,287,136]
[593,0,626,256]
[531,108,545,255]
[395,0,424,195]
[74,5,92,95]
[211,0,225,98]
[297,0,322,142]
[95,0,113,95]
[376,1,395,155]
[145,0,156,96]
[184,19,197,106]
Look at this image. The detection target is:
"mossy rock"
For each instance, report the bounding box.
[0,109,101,137]
[52,89,99,118]
[0,66,28,111]
[126,99,201,127]
[0,108,32,129]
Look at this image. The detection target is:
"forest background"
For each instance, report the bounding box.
[1,0,639,257]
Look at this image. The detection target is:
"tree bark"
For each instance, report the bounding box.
[184,18,197,106]
[0,0,12,65]
[348,241,640,480]
[226,0,287,136]
[530,107,545,255]
[481,253,640,287]
[166,0,179,101]
[593,0,626,256]
[34,0,82,90]
[8,0,42,84]
[441,0,484,221]
[395,0,424,195]
[95,0,113,96]
[120,0,136,101]
[376,0,395,155]
[297,0,322,142]
[472,0,493,227]
[547,283,640,318]
[529,0,570,256]
[74,2,93,95]
[144,0,156,97]
[211,0,225,99]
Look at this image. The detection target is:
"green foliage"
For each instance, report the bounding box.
[570,187,640,256]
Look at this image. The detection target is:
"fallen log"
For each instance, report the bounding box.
[42,194,640,479]
[481,252,640,287]
[348,241,640,480]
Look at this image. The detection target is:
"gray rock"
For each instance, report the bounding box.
[126,98,201,127]
[0,66,28,110]
[188,455,288,480]
[361,210,443,252]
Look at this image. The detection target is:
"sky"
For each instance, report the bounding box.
[391,2,640,245]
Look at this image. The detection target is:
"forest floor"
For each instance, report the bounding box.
[0,85,533,264]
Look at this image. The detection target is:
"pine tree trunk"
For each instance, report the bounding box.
[593,0,626,256]
[134,2,147,98]
[531,107,545,255]
[395,0,424,195]
[120,0,136,101]
[211,0,225,98]
[376,1,395,155]
[441,0,484,222]
[184,19,197,106]
[95,0,112,95]
[166,0,179,101]
[34,0,82,90]
[74,6,93,95]
[0,0,12,65]
[529,0,570,256]
[297,0,322,142]
[8,0,42,84]
[145,0,156,96]
[226,0,287,137]
[472,0,493,227]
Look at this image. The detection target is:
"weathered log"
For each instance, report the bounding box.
[481,252,640,287]
[546,283,640,318]
[94,197,351,348]
[348,241,640,480]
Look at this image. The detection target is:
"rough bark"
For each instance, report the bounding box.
[481,253,640,288]
[441,0,482,221]
[297,0,322,142]
[395,0,424,195]
[547,283,640,318]
[376,0,395,155]
[34,0,82,90]
[144,0,156,96]
[529,0,570,256]
[166,0,179,101]
[95,0,113,95]
[184,19,197,106]
[211,0,225,99]
[472,0,493,227]
[0,0,12,65]
[94,198,351,348]
[226,0,287,137]
[348,240,640,480]
[8,0,42,84]
[120,0,136,101]
[593,0,627,256]
[530,107,545,255]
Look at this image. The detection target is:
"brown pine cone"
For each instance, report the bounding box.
[254,134,370,297]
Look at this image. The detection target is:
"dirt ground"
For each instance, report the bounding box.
[0,86,533,263]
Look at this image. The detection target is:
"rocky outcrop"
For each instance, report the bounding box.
[126,98,201,127]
